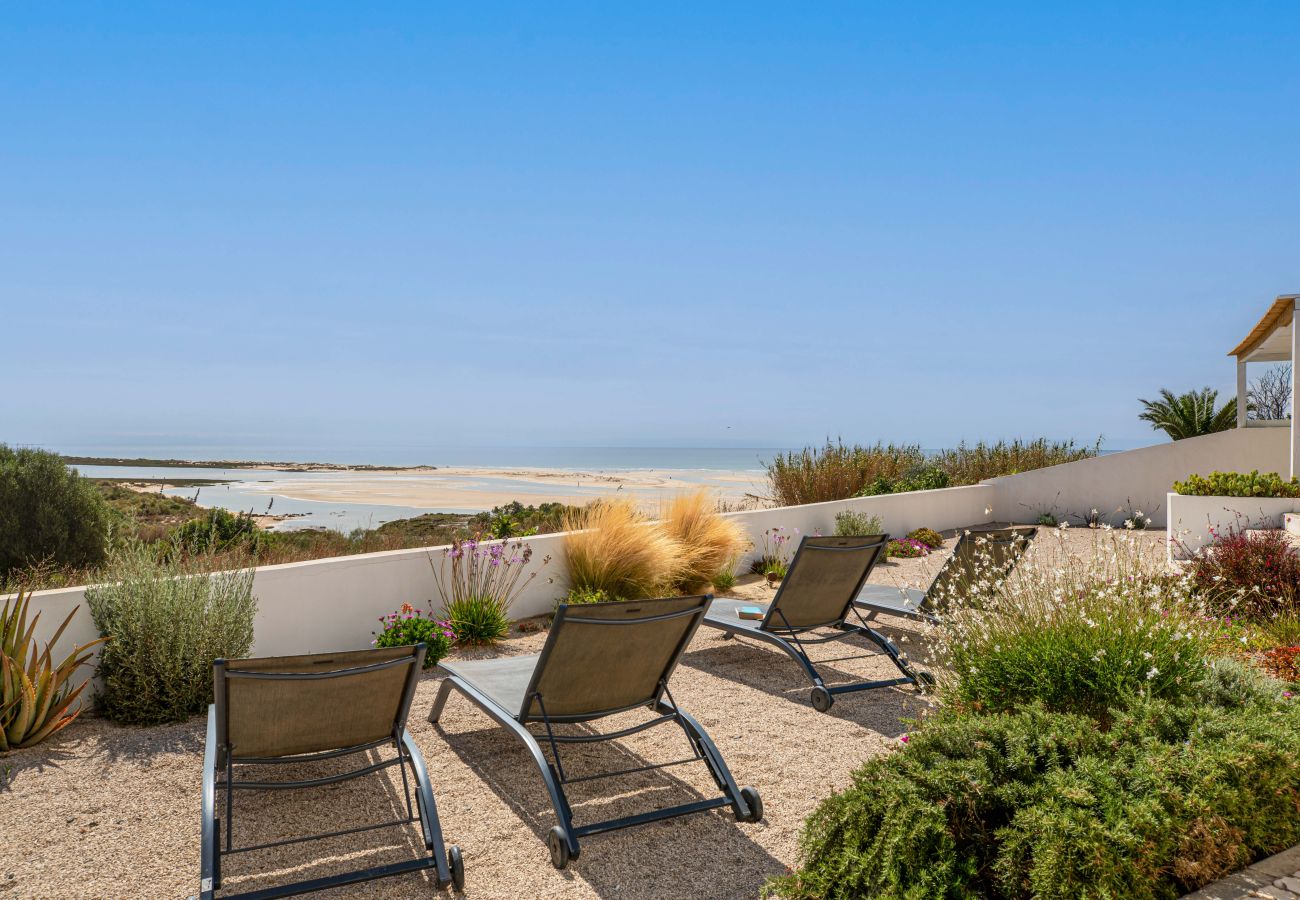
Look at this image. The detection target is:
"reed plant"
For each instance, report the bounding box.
[766,441,926,506]
[930,437,1101,484]
[560,499,684,599]
[658,490,747,593]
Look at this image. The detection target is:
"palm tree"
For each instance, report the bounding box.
[1137,387,1238,440]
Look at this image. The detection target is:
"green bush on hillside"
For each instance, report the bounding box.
[0,445,110,576]
[172,507,263,554]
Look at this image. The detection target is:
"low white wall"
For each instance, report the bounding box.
[1166,491,1300,558]
[985,427,1290,528]
[17,485,997,692]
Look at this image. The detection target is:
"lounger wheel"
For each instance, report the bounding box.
[735,786,763,823]
[810,686,834,713]
[547,826,576,870]
[446,845,464,891]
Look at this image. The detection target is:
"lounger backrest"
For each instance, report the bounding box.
[520,595,708,721]
[763,535,887,630]
[925,527,1037,613]
[215,645,423,759]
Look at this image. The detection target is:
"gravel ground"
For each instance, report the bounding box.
[0,526,1165,899]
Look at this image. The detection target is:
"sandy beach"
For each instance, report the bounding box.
[228,466,769,513]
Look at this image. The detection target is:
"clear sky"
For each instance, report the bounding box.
[3,2,1297,462]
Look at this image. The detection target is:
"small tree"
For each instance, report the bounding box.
[0,445,110,576]
[1248,363,1292,421]
[1137,388,1237,440]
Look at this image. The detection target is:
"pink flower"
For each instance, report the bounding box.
[899,734,909,744]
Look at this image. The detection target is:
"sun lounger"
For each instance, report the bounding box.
[200,645,462,899]
[854,527,1037,623]
[428,595,761,870]
[702,535,933,712]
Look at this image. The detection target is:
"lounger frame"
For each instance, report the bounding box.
[854,526,1038,624]
[200,644,459,899]
[704,535,932,712]
[429,597,759,868]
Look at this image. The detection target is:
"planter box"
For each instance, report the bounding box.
[1166,491,1300,559]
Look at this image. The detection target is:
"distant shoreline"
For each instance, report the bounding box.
[62,455,438,474]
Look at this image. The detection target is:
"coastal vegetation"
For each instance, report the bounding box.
[1173,469,1300,498]
[770,529,1300,900]
[659,490,747,593]
[765,438,1100,507]
[0,445,111,577]
[1138,387,1238,440]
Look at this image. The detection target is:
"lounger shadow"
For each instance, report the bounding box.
[855,526,1038,623]
[428,595,762,870]
[199,644,462,899]
[702,535,933,712]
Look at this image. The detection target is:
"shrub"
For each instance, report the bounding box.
[1173,470,1300,498]
[748,526,797,578]
[1,589,103,751]
[562,586,622,605]
[172,508,263,554]
[1185,527,1300,618]
[86,542,256,725]
[906,527,944,549]
[711,565,738,592]
[931,437,1101,484]
[372,603,453,668]
[0,446,111,577]
[886,538,929,559]
[767,693,1300,900]
[430,536,542,645]
[833,510,883,537]
[471,501,573,538]
[561,499,683,599]
[934,529,1211,717]
[767,441,927,506]
[659,490,747,593]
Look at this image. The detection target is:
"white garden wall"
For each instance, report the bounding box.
[1166,491,1300,559]
[16,485,997,691]
[984,427,1290,528]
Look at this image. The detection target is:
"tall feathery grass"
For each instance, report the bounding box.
[561,499,685,600]
[766,437,1102,506]
[766,441,926,506]
[658,489,748,593]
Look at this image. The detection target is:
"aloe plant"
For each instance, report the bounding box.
[0,589,103,751]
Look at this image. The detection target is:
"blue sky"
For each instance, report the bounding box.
[3,2,1297,461]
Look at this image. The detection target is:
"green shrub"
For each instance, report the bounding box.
[85,542,256,725]
[768,441,927,506]
[768,692,1300,900]
[562,586,623,605]
[1173,470,1300,498]
[906,527,944,549]
[442,596,511,644]
[833,510,883,537]
[0,446,110,577]
[711,566,738,591]
[886,538,929,558]
[373,604,452,668]
[935,531,1210,717]
[172,508,263,554]
[471,501,573,538]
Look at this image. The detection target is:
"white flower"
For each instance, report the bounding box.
[1146,666,1159,680]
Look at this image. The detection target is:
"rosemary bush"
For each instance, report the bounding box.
[86,542,256,725]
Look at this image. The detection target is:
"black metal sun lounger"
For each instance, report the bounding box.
[854,526,1038,624]
[200,644,463,900]
[428,594,761,870]
[702,535,933,713]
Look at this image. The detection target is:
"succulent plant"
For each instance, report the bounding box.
[1,590,104,751]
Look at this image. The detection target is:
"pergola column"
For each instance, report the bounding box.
[1291,298,1299,479]
[1236,358,1248,429]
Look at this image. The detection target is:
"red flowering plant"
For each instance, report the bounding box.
[373,602,454,669]
[1184,525,1300,621]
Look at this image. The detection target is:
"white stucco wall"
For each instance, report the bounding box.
[16,485,997,690]
[984,427,1290,528]
[1166,491,1300,559]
